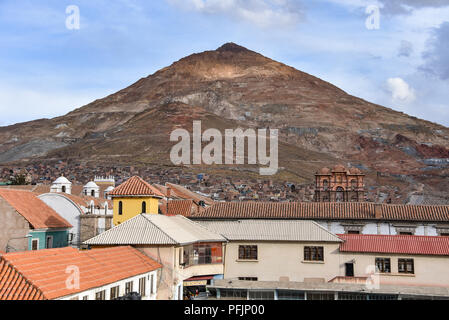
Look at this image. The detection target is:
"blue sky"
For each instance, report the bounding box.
[0,0,448,126]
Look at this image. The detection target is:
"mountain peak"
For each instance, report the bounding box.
[216,42,250,53]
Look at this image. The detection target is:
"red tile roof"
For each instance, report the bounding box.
[338,234,449,256]
[0,189,72,229]
[109,176,164,197]
[0,246,161,300]
[194,201,449,222]
[159,199,200,217]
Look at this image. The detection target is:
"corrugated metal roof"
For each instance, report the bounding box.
[339,234,449,256]
[197,220,342,242]
[84,214,226,246]
[193,201,449,222]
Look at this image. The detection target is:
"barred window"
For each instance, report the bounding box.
[125,281,133,294]
[304,247,324,261]
[398,259,414,274]
[139,277,146,297]
[375,258,391,273]
[238,245,258,260]
[110,286,119,299]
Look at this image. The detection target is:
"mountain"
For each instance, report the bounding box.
[1,43,448,201]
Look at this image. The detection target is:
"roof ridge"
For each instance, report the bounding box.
[142,214,180,245]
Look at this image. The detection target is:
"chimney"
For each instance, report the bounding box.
[374,204,382,219]
[166,186,172,199]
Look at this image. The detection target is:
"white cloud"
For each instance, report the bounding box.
[166,0,304,28]
[387,77,416,102]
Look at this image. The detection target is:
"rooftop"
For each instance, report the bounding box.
[193,201,449,222]
[109,176,164,198]
[0,246,161,300]
[339,234,449,256]
[198,220,342,242]
[208,279,449,298]
[0,189,72,229]
[84,214,226,246]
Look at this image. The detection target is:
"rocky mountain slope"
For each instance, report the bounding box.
[1,43,448,200]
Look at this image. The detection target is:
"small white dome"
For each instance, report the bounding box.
[53,176,71,185]
[105,186,115,192]
[84,181,99,189]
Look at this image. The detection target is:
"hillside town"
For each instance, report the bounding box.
[1,166,449,300]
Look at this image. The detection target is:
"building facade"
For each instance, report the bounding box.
[314,165,365,202]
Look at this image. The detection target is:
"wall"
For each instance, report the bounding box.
[0,198,30,252]
[224,241,341,283]
[80,215,113,243]
[38,193,82,246]
[59,270,158,300]
[113,197,159,225]
[338,252,449,287]
[28,229,69,250]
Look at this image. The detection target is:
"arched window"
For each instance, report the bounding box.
[142,201,147,213]
[118,201,123,215]
[336,187,345,202]
[322,180,329,191]
[62,186,66,193]
[91,190,95,197]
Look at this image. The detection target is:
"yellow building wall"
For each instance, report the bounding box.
[113,197,159,225]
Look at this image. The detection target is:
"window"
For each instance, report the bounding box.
[399,232,413,235]
[95,290,106,300]
[70,296,79,300]
[304,247,324,261]
[347,230,360,234]
[142,201,146,213]
[238,245,258,260]
[118,201,123,215]
[125,281,133,294]
[139,277,146,297]
[62,186,66,193]
[398,259,414,274]
[278,290,305,300]
[248,291,275,300]
[91,190,95,197]
[307,292,335,300]
[150,274,154,294]
[238,277,258,281]
[441,233,449,237]
[110,286,119,300]
[31,239,39,251]
[46,236,53,249]
[220,289,247,298]
[183,243,223,266]
[83,296,88,300]
[375,258,391,273]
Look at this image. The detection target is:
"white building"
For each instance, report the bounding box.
[83,181,100,198]
[50,176,72,194]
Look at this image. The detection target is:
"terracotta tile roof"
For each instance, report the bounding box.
[109,176,164,197]
[0,189,72,229]
[159,199,199,217]
[166,183,214,205]
[193,202,449,222]
[338,234,449,256]
[0,246,161,300]
[0,259,45,300]
[56,193,112,210]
